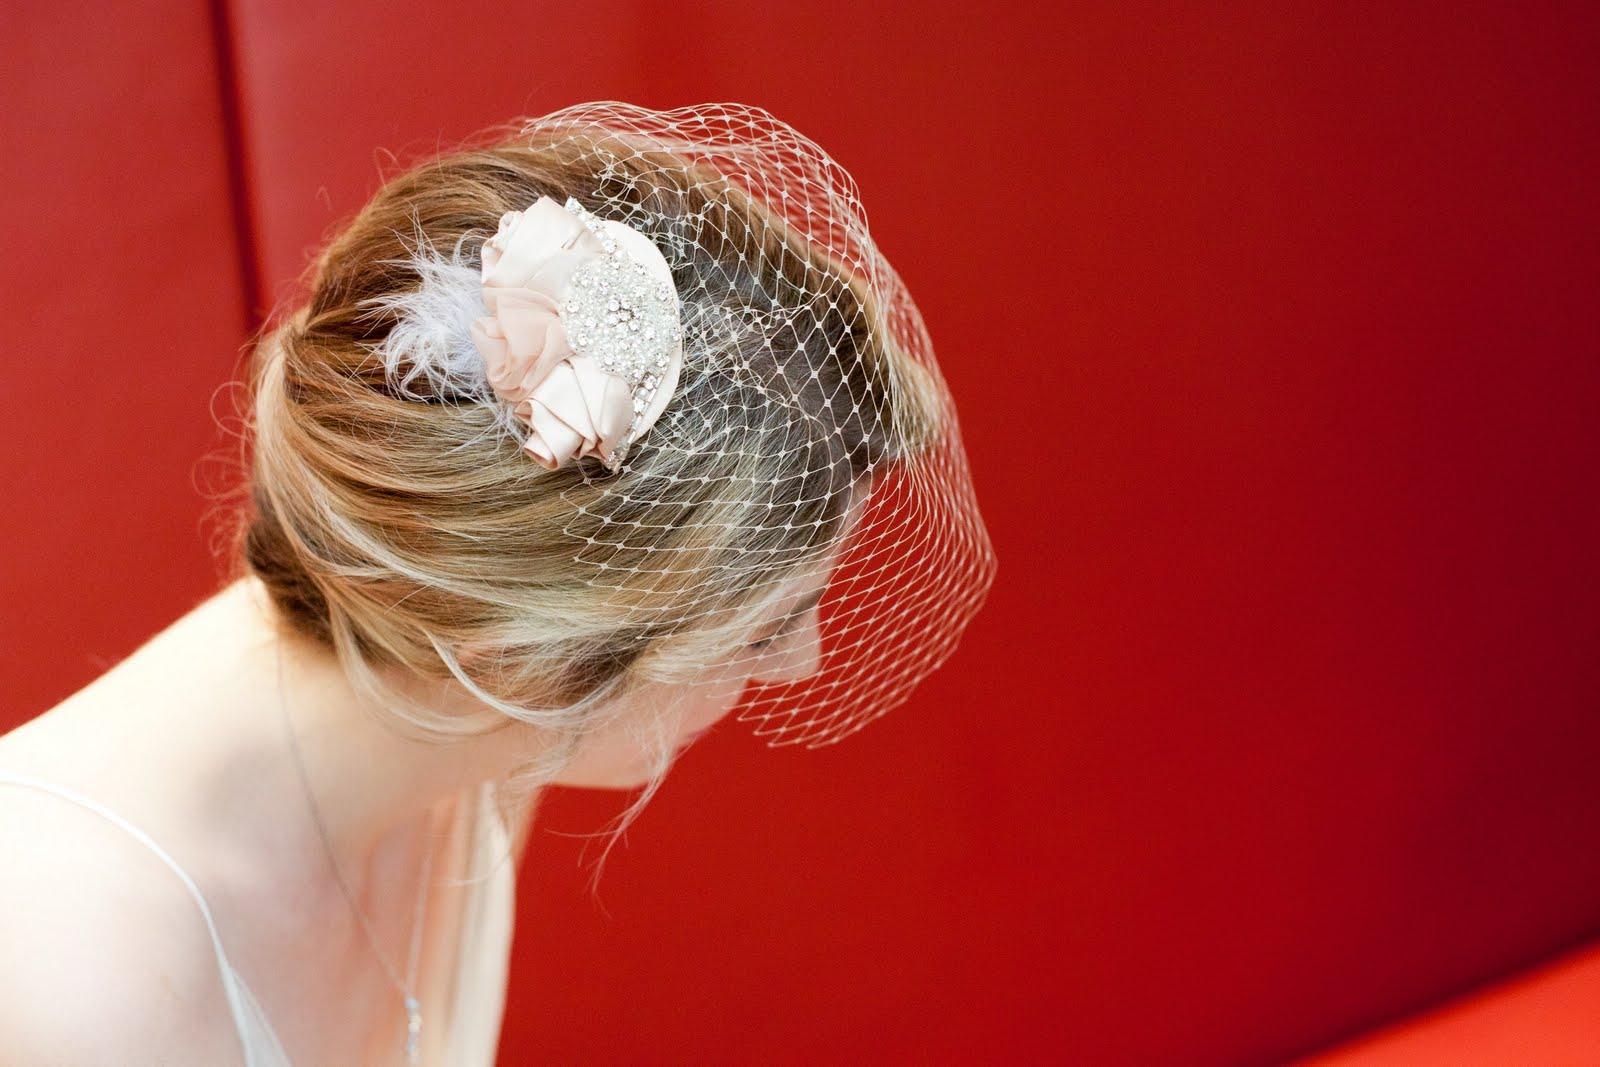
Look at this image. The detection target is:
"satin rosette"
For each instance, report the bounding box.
[468,196,684,471]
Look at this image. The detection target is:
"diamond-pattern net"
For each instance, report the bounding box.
[386,102,995,748]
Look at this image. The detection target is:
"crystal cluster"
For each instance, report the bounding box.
[560,198,683,444]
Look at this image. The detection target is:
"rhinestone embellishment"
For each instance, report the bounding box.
[560,197,683,469]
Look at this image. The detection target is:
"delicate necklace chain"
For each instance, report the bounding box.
[274,641,437,1064]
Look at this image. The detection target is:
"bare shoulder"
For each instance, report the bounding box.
[0,785,247,1064]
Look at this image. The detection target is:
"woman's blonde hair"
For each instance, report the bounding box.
[229,109,954,863]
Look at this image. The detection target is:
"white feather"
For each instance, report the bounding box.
[354,221,529,429]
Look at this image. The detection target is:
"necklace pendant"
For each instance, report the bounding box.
[404,994,422,1064]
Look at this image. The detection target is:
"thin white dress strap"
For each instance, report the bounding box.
[0,771,292,1066]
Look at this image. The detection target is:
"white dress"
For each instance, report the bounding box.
[0,771,521,1066]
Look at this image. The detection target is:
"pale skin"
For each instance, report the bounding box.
[0,558,830,1063]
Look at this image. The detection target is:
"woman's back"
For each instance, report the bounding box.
[0,578,530,1064]
[0,752,521,1065]
[0,769,283,1064]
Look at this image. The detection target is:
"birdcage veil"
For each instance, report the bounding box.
[364,101,995,751]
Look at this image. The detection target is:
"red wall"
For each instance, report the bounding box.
[0,0,249,715]
[5,3,1600,1064]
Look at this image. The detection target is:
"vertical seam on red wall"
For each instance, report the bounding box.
[206,0,265,335]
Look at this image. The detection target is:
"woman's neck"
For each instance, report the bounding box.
[33,575,536,893]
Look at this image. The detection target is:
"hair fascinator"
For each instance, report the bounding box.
[470,196,684,472]
[360,102,996,749]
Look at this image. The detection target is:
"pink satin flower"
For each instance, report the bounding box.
[469,197,655,470]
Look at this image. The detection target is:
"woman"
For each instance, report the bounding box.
[0,102,994,1064]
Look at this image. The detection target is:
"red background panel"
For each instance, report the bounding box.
[4,2,1600,1064]
[0,1,248,713]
